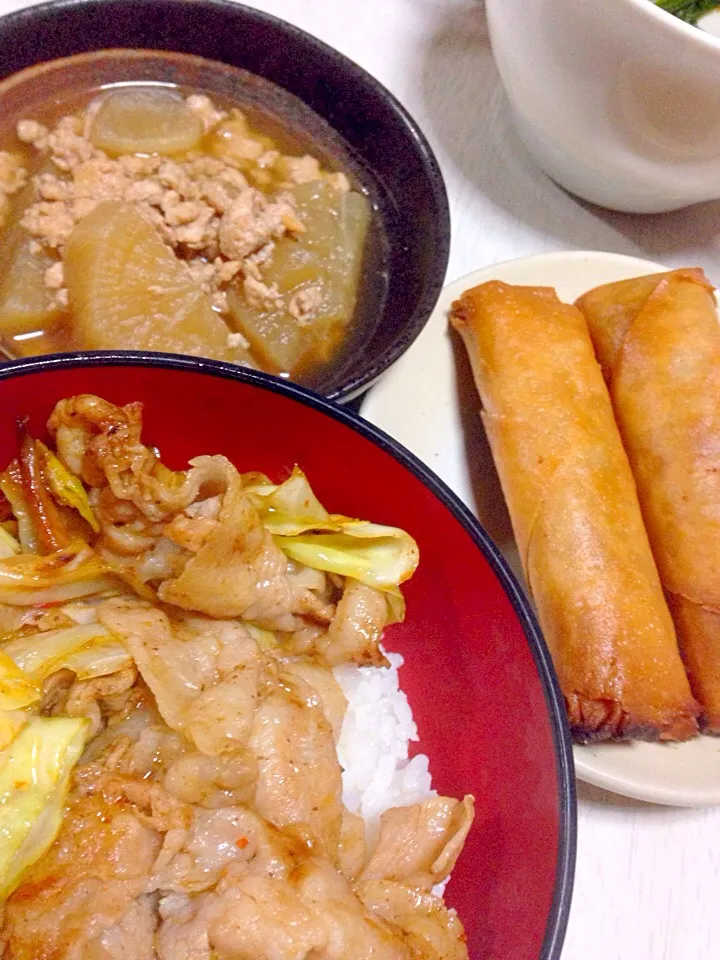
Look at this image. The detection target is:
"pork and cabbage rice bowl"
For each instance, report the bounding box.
[0,394,474,959]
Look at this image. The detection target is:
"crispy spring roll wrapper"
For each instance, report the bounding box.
[577,268,720,732]
[451,281,699,743]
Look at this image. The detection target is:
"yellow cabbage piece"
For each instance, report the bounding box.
[0,716,88,897]
[245,623,278,650]
[2,623,130,683]
[0,466,38,554]
[0,526,20,559]
[244,467,419,591]
[276,532,416,591]
[0,545,118,605]
[0,650,40,711]
[38,442,99,532]
[0,711,29,751]
[245,466,331,534]
[59,637,131,680]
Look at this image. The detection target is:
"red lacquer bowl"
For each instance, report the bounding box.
[0,354,575,960]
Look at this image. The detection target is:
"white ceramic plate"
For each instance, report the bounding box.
[363,251,720,807]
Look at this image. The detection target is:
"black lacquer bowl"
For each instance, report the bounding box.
[0,0,450,402]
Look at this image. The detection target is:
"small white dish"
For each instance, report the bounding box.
[486,0,720,213]
[363,250,720,807]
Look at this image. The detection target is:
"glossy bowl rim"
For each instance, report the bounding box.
[0,0,451,404]
[0,349,576,959]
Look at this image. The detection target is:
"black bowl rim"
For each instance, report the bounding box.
[0,0,451,404]
[0,350,576,959]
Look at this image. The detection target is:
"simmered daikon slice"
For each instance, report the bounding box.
[227,181,370,374]
[270,181,370,304]
[0,230,62,336]
[88,87,204,156]
[227,287,340,373]
[64,200,251,363]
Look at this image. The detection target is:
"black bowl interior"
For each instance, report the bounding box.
[0,0,450,402]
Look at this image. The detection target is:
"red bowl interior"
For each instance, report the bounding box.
[0,356,575,960]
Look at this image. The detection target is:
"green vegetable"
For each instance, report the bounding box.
[0,716,88,896]
[17,432,72,554]
[245,466,419,591]
[0,624,130,713]
[244,466,333,535]
[656,0,718,24]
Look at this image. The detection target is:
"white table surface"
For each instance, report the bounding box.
[3,0,720,957]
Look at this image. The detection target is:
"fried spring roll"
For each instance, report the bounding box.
[451,281,699,742]
[577,268,720,732]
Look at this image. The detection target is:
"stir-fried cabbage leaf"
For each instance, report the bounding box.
[37,441,99,533]
[0,545,118,606]
[0,526,20,560]
[60,637,131,679]
[276,532,417,591]
[244,467,331,533]
[0,430,97,557]
[0,716,88,897]
[245,467,419,591]
[0,463,39,554]
[0,651,40,711]
[18,431,74,554]
[245,623,279,650]
[0,711,29,752]
[2,623,130,683]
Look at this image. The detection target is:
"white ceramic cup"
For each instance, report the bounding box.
[485,0,720,213]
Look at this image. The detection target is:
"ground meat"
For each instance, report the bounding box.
[17,105,306,317]
[42,260,69,310]
[227,331,250,350]
[185,94,228,132]
[9,91,352,343]
[289,285,323,324]
[47,114,103,172]
[16,119,48,147]
[0,150,27,228]
[276,154,322,185]
[187,257,245,314]
[43,260,64,289]
[217,190,299,261]
[21,147,294,263]
[243,274,281,311]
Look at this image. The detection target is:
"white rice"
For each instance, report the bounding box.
[333,651,436,835]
